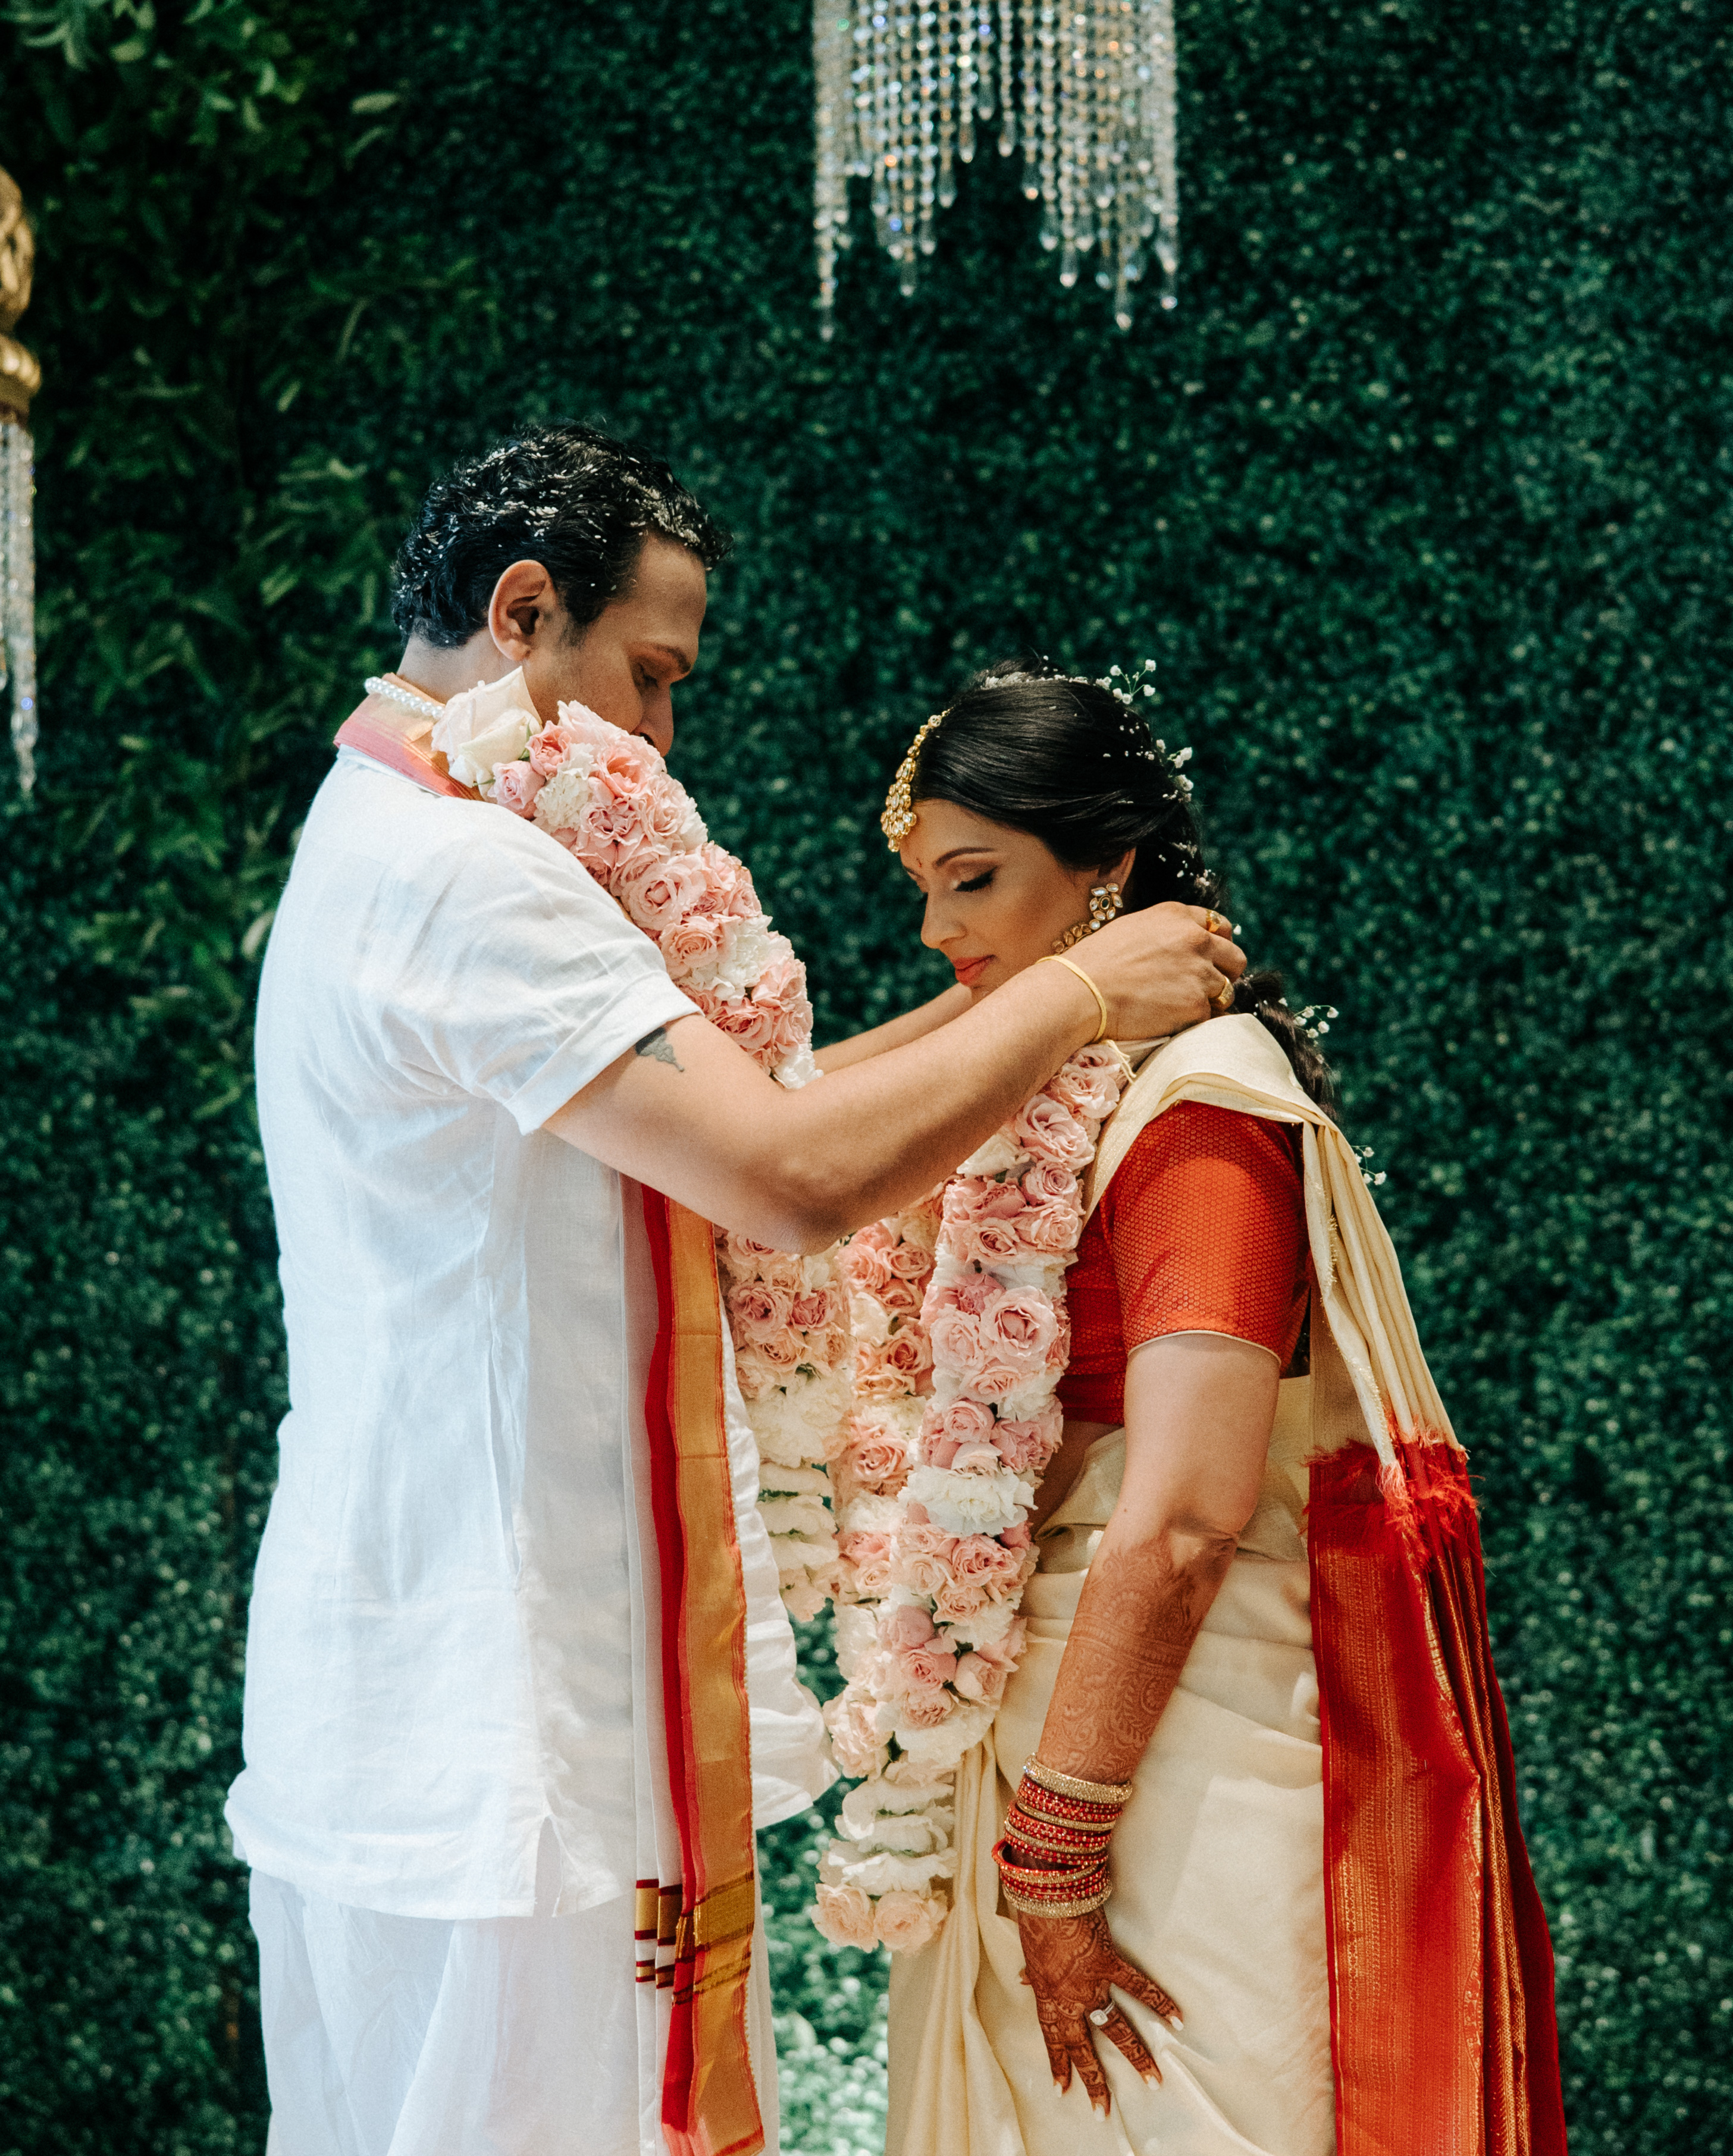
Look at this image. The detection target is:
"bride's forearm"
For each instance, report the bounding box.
[1033,1521,1237,1785]
[814,984,972,1072]
[1032,1334,1276,1782]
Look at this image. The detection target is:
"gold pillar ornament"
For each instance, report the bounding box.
[813,0,1178,340]
[0,168,37,795]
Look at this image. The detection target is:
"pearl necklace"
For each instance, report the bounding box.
[363,674,444,719]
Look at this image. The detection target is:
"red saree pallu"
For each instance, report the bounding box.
[1310,1439,1567,2156]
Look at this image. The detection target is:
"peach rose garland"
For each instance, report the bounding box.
[434,671,844,1613]
[813,1044,1129,1954]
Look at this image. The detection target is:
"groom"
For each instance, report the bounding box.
[228,422,1245,2156]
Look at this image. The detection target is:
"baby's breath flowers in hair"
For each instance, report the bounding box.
[881,659,1197,849]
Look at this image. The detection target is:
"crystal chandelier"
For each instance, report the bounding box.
[813,1,1178,339]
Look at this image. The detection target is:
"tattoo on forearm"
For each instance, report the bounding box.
[634,1026,684,1072]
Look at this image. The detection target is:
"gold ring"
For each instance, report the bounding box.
[1210,976,1235,1013]
[1203,908,1226,936]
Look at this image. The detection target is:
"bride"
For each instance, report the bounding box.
[816,660,1567,2156]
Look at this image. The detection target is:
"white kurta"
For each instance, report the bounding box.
[231,751,829,2152]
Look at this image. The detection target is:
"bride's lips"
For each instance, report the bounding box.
[952,956,992,988]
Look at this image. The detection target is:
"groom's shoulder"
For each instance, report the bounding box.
[297,750,588,900]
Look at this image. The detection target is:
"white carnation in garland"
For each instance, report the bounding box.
[814,1045,1130,1953]
[758,1492,837,1540]
[775,1042,819,1090]
[956,1129,1026,1179]
[838,1492,901,1536]
[820,1847,957,1898]
[832,1602,879,1679]
[757,1463,835,1500]
[903,1464,1032,1540]
[529,763,594,835]
[939,1596,1020,1652]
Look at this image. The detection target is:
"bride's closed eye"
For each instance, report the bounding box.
[955,869,995,893]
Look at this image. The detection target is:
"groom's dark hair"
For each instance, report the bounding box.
[390,423,732,648]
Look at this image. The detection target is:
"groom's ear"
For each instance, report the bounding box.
[487,559,564,662]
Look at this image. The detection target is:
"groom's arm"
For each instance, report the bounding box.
[546,901,1243,1251]
[813,984,973,1073]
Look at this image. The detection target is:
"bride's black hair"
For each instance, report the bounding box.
[909,657,1336,1110]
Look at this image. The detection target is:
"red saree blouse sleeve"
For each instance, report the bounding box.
[1057,1099,1308,1424]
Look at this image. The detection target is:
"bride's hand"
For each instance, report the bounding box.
[1017,1907,1181,2114]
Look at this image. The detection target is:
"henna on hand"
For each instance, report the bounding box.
[1018,1907,1182,2114]
[1038,1527,1238,1787]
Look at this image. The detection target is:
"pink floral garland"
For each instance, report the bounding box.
[432,670,846,1611]
[813,1045,1129,1954]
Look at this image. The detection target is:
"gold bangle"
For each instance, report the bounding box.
[1004,1882,1114,1919]
[1024,1757,1135,1807]
[1037,955,1110,1046]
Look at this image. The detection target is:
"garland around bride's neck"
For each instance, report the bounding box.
[814,1041,1129,1953]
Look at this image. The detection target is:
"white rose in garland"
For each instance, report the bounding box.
[453,670,845,1611]
[814,1044,1129,1954]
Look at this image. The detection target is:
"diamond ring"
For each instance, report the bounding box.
[1088,2007,1112,2027]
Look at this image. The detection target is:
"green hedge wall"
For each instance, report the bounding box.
[2,0,1730,2149]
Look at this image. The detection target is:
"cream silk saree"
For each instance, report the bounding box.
[885,1016,1565,2156]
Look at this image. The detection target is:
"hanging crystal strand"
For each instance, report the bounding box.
[848,0,873,199]
[1090,1,1114,291]
[896,1,919,293]
[1055,6,1080,284]
[814,0,850,339]
[1035,3,1059,246]
[916,5,939,254]
[954,0,977,164]
[871,3,897,250]
[1096,1,1117,294]
[1147,0,1179,308]
[976,1,995,123]
[996,0,1017,155]
[936,1,958,205]
[1076,5,1097,263]
[1107,0,1136,325]
[1127,0,1158,306]
[1019,0,1040,198]
[5,419,35,796]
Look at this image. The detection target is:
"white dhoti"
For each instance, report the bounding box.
[887,1382,1335,2156]
[249,1855,780,2156]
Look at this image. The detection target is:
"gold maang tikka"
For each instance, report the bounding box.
[880,712,944,847]
[1054,881,1124,953]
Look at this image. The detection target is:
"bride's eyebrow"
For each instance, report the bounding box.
[932,847,995,867]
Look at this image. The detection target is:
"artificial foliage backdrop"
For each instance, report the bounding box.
[1,0,1729,2149]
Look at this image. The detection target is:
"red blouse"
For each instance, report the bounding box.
[1057,1100,1309,1425]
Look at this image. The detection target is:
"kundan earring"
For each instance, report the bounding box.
[1053,881,1124,953]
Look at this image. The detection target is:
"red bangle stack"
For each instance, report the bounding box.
[992,1757,1133,1919]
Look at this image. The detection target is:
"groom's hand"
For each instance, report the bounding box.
[1082,902,1245,1041]
[550,903,1245,1250]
